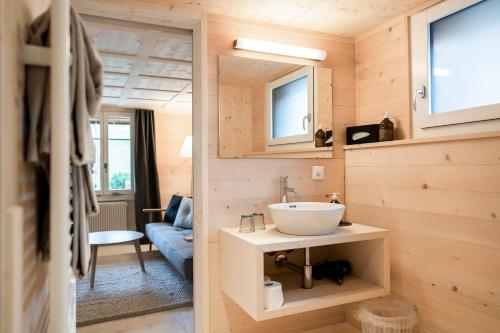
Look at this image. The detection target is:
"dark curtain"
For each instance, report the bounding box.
[134,109,162,241]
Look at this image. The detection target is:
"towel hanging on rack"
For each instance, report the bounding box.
[24,5,103,277]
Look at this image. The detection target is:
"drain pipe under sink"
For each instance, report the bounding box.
[274,247,313,289]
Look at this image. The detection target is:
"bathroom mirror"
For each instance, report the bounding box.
[218,55,333,159]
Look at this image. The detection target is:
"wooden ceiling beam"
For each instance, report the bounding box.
[100,50,192,65]
[164,82,192,107]
[81,13,192,38]
[138,74,192,82]
[131,87,182,93]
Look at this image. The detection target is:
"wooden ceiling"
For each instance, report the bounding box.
[219,55,302,88]
[85,16,193,112]
[150,0,431,36]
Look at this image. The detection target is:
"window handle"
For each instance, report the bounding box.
[413,85,426,111]
[302,113,312,130]
[104,162,108,173]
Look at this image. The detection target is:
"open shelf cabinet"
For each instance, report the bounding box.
[220,224,390,321]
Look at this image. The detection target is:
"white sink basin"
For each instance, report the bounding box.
[268,202,345,236]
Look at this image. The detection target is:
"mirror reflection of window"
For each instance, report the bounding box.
[272,76,309,139]
[267,66,314,146]
[217,55,332,159]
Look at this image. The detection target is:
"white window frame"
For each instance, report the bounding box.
[92,110,135,197]
[266,66,314,146]
[411,0,500,138]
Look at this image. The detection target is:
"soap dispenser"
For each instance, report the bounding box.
[330,193,352,226]
[330,192,341,204]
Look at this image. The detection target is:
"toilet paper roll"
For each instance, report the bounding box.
[264,281,284,310]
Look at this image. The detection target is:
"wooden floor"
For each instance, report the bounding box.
[77,310,359,333]
[303,322,360,333]
[96,243,155,257]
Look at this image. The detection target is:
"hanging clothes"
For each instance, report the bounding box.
[24,5,103,277]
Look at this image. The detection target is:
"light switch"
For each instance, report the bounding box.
[312,166,325,180]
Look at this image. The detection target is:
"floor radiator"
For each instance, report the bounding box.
[88,201,128,232]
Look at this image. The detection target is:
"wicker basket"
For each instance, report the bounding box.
[355,299,418,333]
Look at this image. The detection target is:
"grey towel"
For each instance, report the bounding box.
[25,6,103,277]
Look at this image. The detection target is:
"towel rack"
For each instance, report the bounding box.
[22,1,72,332]
[22,44,72,66]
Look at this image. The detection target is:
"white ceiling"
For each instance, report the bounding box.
[85,16,193,112]
[154,0,431,36]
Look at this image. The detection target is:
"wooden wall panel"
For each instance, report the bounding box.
[351,7,500,331]
[345,137,500,333]
[207,14,356,332]
[155,111,192,208]
[218,84,253,157]
[251,85,266,152]
[355,16,411,139]
[0,0,51,332]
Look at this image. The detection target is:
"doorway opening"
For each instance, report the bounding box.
[76,15,195,331]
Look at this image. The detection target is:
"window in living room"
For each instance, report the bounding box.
[90,111,134,195]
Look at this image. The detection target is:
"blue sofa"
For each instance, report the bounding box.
[146,222,193,280]
[143,195,193,280]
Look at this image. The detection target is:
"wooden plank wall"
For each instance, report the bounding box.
[350,9,500,333]
[345,137,500,333]
[0,0,51,332]
[355,16,411,139]
[251,85,266,152]
[207,14,356,332]
[155,110,193,208]
[218,84,254,158]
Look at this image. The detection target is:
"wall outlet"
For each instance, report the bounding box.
[312,166,325,180]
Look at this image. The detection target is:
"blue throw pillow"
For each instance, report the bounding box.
[164,195,184,223]
[173,197,193,229]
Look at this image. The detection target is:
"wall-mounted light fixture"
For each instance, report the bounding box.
[233,37,327,61]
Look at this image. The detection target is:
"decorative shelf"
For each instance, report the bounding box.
[220,224,390,321]
[242,146,332,158]
[343,130,500,150]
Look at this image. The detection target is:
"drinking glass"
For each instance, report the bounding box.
[252,213,265,231]
[239,214,255,233]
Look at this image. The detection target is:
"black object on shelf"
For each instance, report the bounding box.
[346,124,379,145]
[325,130,333,147]
[312,260,352,285]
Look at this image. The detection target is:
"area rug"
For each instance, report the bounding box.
[76,253,192,326]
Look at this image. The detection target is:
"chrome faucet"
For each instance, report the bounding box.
[280,176,298,203]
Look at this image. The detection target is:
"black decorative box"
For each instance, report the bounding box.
[325,130,333,147]
[346,124,379,145]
